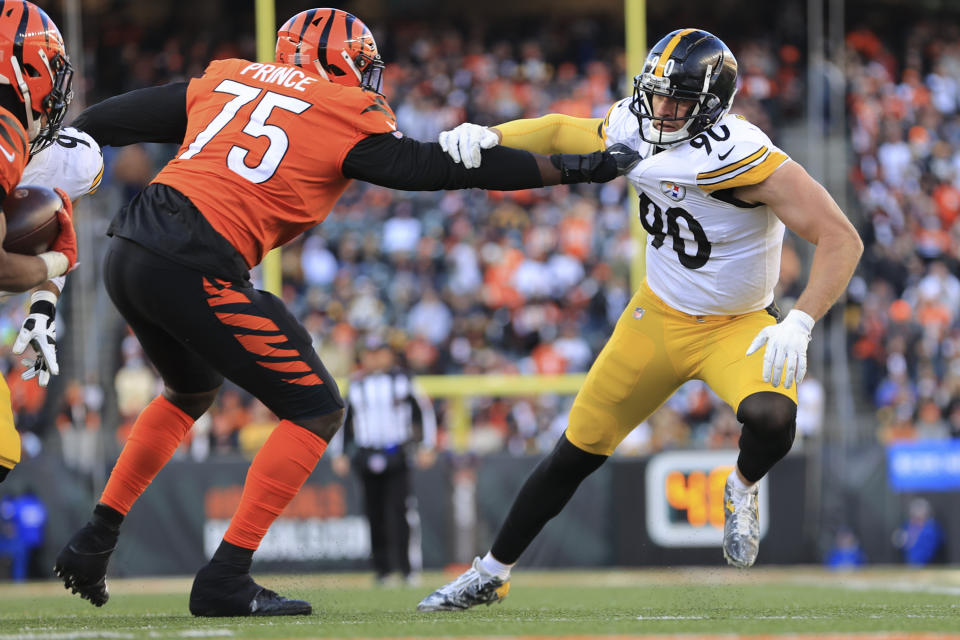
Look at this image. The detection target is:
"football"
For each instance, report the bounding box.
[2,185,62,255]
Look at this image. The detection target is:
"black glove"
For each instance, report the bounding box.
[0,466,9,483]
[550,143,640,184]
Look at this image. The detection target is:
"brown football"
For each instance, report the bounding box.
[2,185,62,255]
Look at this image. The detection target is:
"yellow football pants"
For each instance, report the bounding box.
[566,281,797,456]
[0,375,20,471]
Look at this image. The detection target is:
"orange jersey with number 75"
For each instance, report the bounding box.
[154,58,397,268]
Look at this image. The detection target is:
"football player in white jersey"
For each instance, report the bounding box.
[418,28,863,611]
[12,127,103,387]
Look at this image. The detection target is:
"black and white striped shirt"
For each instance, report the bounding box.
[330,368,437,453]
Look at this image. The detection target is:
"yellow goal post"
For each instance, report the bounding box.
[339,374,587,452]
[255,0,282,295]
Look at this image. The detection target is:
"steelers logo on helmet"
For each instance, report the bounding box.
[0,1,73,156]
[275,8,385,94]
[629,28,737,147]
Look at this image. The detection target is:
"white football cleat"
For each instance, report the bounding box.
[416,557,510,612]
[722,472,760,568]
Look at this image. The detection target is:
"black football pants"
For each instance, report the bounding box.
[102,237,343,422]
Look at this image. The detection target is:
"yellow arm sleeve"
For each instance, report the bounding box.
[495,113,605,154]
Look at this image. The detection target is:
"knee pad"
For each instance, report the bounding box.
[296,407,346,442]
[163,386,220,420]
[736,392,797,482]
[545,434,608,479]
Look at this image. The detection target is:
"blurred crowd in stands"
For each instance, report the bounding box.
[847,21,960,443]
[7,5,960,466]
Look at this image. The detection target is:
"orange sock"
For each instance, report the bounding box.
[100,395,194,515]
[224,420,328,550]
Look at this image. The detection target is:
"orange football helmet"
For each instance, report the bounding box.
[0,0,73,155]
[276,8,384,93]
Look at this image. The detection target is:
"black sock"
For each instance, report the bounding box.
[68,504,121,553]
[92,503,124,533]
[211,540,254,574]
[490,434,606,564]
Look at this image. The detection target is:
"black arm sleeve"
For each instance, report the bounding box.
[71,82,189,147]
[342,133,544,191]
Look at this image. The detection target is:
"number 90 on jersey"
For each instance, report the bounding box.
[644,450,768,547]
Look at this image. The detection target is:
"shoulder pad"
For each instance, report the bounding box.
[601,98,637,148]
[21,126,104,200]
[339,88,397,135]
[202,58,244,78]
[693,115,789,192]
[0,106,29,194]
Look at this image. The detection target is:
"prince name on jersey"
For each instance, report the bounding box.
[603,100,788,317]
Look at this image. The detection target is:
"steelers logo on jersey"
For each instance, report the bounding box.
[660,181,686,202]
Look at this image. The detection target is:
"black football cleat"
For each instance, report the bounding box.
[189,561,312,617]
[54,522,117,607]
[248,587,312,616]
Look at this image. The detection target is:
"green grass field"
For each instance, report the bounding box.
[1,567,958,639]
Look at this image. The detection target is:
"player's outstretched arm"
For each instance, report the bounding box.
[343,133,635,191]
[71,82,189,147]
[439,114,605,169]
[738,160,863,388]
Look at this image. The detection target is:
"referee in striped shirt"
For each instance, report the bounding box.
[331,338,437,585]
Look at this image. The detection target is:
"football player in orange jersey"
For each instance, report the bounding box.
[53,8,638,617]
[0,1,79,485]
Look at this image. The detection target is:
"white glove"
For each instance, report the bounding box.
[438,123,499,169]
[20,353,54,388]
[745,309,815,389]
[12,290,59,387]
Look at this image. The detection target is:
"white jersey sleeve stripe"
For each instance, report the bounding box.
[698,151,789,191]
[601,98,632,148]
[88,161,105,194]
[600,101,618,145]
[697,148,770,185]
[697,146,768,180]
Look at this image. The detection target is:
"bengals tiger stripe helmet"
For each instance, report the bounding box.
[276,8,384,93]
[0,0,73,155]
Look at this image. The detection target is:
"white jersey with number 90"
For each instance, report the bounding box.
[602,99,790,316]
